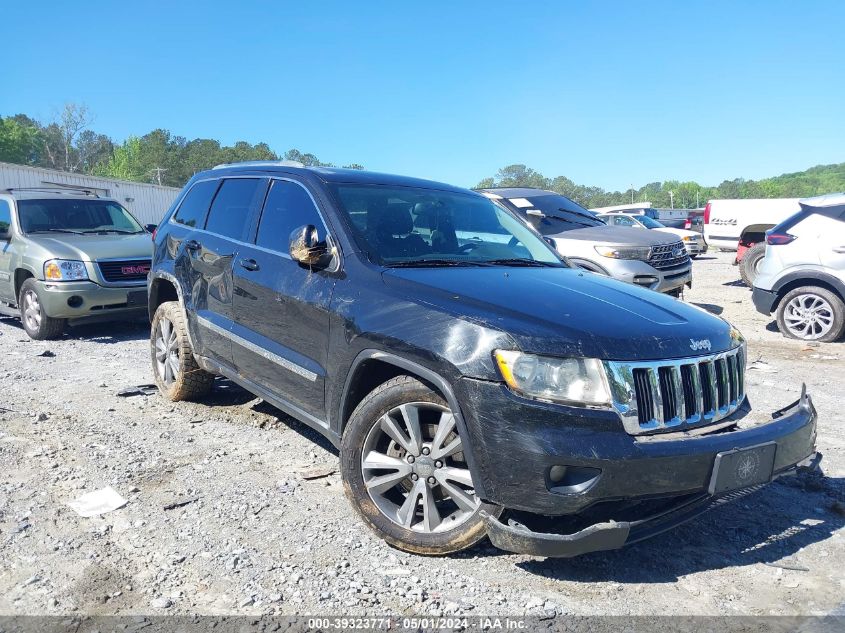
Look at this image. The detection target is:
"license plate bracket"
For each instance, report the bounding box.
[708,442,777,495]
[126,290,147,309]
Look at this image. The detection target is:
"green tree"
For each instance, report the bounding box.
[0,117,43,164]
[94,136,145,181]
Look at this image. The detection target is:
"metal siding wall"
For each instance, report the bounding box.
[0,162,180,225]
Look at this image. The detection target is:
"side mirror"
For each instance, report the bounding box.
[289,224,330,267]
[145,224,158,234]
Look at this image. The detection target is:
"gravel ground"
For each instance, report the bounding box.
[1,251,843,618]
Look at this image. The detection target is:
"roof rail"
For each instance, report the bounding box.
[212,160,306,170]
[4,186,100,197]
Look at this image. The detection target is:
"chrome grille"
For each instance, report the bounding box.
[649,241,690,270]
[604,346,746,435]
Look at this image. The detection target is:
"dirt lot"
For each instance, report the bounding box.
[1,251,843,618]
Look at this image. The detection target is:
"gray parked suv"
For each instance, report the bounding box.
[480,188,692,295]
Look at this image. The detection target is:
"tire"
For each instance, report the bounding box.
[150,301,214,401]
[341,375,502,555]
[776,286,845,343]
[739,242,766,287]
[19,278,65,340]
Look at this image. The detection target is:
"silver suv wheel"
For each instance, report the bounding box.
[782,293,835,340]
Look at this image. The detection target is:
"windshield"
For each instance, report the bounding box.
[17,199,144,234]
[637,216,665,229]
[503,193,604,235]
[332,185,564,267]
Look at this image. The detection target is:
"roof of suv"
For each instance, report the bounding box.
[203,164,473,195]
[3,189,112,202]
[479,187,561,199]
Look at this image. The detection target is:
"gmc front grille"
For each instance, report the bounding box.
[605,347,746,435]
[97,259,151,283]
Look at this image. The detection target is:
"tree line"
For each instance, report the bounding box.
[0,103,363,188]
[476,162,845,209]
[2,103,843,204]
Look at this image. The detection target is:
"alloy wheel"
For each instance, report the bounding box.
[361,402,479,533]
[783,293,835,340]
[154,318,180,385]
[22,290,42,332]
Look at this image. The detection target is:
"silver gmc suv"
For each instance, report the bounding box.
[480,188,692,295]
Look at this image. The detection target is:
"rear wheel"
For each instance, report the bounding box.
[740,242,766,287]
[776,286,845,342]
[19,279,65,340]
[341,375,501,555]
[150,301,214,400]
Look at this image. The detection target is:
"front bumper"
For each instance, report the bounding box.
[599,258,692,293]
[458,378,818,556]
[34,279,147,319]
[752,286,778,315]
[685,239,708,256]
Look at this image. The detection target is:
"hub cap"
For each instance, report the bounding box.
[154,318,180,385]
[361,402,479,533]
[783,293,834,340]
[22,290,41,332]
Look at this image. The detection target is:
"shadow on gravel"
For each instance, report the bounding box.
[692,256,718,261]
[517,472,845,582]
[692,302,724,315]
[68,318,150,343]
[722,279,749,288]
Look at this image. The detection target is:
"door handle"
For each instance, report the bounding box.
[184,239,201,251]
[833,247,845,254]
[239,258,260,271]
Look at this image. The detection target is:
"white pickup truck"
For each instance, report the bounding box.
[703,198,801,286]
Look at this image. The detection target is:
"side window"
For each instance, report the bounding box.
[173,180,219,228]
[614,215,635,227]
[205,178,265,241]
[256,180,326,251]
[0,200,11,233]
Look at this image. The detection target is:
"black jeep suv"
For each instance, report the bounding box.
[148,161,819,557]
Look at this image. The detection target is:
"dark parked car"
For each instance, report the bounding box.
[148,162,819,557]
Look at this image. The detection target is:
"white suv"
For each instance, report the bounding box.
[753,193,845,342]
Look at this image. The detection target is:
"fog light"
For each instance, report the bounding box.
[633,275,659,286]
[547,466,602,494]
[67,296,83,308]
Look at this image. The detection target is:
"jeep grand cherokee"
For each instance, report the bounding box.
[148,161,819,557]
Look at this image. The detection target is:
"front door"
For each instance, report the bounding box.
[0,199,13,301]
[232,178,336,424]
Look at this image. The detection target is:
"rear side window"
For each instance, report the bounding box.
[205,178,266,241]
[256,180,326,251]
[173,180,219,228]
[0,200,11,233]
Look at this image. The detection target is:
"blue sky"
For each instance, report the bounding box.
[4,1,844,190]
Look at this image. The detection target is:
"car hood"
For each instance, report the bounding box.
[382,267,737,361]
[26,233,153,262]
[550,225,680,246]
[655,227,699,239]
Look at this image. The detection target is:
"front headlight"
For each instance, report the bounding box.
[594,245,652,261]
[682,236,692,242]
[44,259,89,281]
[494,350,611,406]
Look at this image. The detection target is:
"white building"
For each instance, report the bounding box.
[0,161,180,225]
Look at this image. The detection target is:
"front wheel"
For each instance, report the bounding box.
[341,375,501,555]
[19,279,65,340]
[776,286,845,342]
[150,301,214,400]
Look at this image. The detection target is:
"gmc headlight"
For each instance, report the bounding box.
[494,350,611,406]
[44,259,89,281]
[594,245,652,261]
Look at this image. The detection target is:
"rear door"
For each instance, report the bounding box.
[231,178,336,424]
[174,177,267,366]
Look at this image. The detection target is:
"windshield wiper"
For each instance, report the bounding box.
[386,259,490,268]
[81,228,143,234]
[26,228,84,235]
[483,258,561,267]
